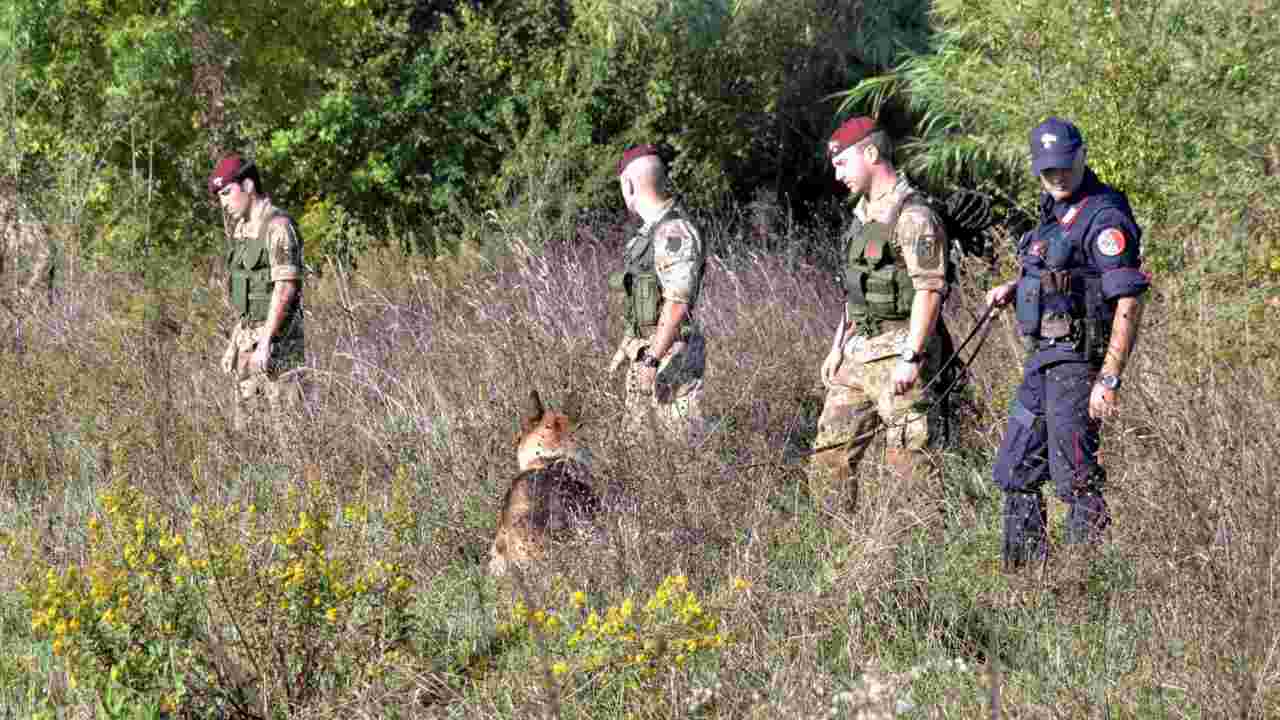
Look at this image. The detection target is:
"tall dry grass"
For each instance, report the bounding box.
[0,208,1276,718]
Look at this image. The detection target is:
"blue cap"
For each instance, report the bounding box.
[1029,117,1084,174]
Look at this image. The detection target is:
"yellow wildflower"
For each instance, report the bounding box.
[551,661,569,676]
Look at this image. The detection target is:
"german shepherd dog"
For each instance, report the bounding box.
[488,390,599,576]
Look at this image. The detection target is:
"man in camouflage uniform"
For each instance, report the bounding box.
[607,145,708,445]
[207,153,308,434]
[810,117,954,511]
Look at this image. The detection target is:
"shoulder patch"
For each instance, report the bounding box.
[913,233,940,270]
[1096,228,1127,257]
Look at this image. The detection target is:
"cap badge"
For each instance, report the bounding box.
[1040,133,1058,150]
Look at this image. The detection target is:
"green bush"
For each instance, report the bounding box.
[840,0,1280,273]
[18,472,417,714]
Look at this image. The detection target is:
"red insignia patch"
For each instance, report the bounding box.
[1096,228,1127,257]
[1061,198,1089,227]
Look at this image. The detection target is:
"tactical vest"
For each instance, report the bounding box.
[1013,188,1136,364]
[842,192,932,334]
[226,209,299,326]
[609,205,704,337]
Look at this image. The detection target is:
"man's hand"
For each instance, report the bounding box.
[1089,382,1117,419]
[893,359,921,395]
[634,363,657,396]
[986,281,1017,309]
[820,347,843,388]
[250,338,272,374]
[611,338,649,373]
[220,340,237,375]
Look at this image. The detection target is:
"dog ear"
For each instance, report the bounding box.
[561,391,583,429]
[520,389,546,434]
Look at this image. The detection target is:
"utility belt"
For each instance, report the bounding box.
[1023,316,1084,352]
[1021,316,1114,364]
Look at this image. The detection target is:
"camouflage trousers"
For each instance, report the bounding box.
[808,323,950,511]
[622,331,707,445]
[230,321,310,436]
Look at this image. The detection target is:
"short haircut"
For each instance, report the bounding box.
[238,164,264,194]
[865,129,894,164]
[626,153,668,194]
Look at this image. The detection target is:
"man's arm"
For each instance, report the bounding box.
[1101,295,1143,378]
[249,217,303,372]
[261,279,300,341]
[1084,213,1150,418]
[905,288,943,357]
[646,217,701,362]
[646,300,688,361]
[1090,295,1144,418]
[894,205,948,394]
[821,308,848,387]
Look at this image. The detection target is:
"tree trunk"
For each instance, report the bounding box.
[191,23,227,164]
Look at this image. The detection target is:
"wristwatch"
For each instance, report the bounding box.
[899,347,921,364]
[1098,374,1122,391]
[636,346,660,368]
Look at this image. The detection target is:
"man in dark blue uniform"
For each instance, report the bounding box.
[986,118,1150,569]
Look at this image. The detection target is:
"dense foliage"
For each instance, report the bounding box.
[840,0,1280,275]
[2,0,932,268]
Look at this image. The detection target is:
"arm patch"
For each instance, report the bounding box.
[1096,228,1127,257]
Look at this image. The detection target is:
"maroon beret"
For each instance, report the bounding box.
[617,144,660,177]
[208,153,254,195]
[827,117,877,157]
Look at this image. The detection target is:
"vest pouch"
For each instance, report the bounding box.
[1083,277,1111,364]
[229,272,249,315]
[1015,273,1041,338]
[1039,270,1077,341]
[859,223,900,319]
[607,271,627,293]
[631,272,660,328]
[894,267,913,316]
[247,290,272,323]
